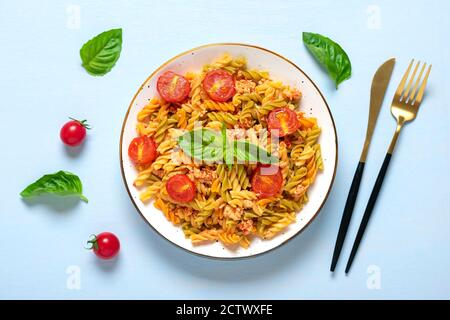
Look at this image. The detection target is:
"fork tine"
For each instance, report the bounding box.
[395,59,414,98]
[408,63,426,103]
[414,64,432,106]
[403,61,420,101]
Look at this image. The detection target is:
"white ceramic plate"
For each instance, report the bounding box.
[120,43,338,259]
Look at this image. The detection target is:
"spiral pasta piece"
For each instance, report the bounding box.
[191,229,219,244]
[238,69,269,82]
[222,56,247,74]
[264,213,295,239]
[203,100,235,112]
[189,73,204,109]
[137,98,161,121]
[218,232,241,246]
[207,112,237,127]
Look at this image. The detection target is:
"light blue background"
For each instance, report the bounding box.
[0,0,449,300]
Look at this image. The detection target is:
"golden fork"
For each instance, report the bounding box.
[345,60,432,273]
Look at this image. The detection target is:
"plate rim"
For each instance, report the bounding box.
[119,42,339,260]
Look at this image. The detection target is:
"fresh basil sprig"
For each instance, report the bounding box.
[177,129,278,165]
[222,124,234,168]
[302,32,351,88]
[233,141,278,164]
[80,28,122,76]
[20,171,88,202]
[178,129,224,163]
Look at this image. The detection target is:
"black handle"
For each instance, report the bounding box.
[345,153,392,273]
[330,161,365,272]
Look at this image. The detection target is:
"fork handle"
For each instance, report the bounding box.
[330,161,365,272]
[345,153,392,273]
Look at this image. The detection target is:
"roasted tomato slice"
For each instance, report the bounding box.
[128,136,157,165]
[157,71,190,103]
[251,165,283,198]
[166,174,196,203]
[267,108,300,137]
[202,69,236,102]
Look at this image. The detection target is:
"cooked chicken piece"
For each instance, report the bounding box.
[173,206,194,218]
[237,118,253,129]
[223,205,243,221]
[291,184,307,200]
[283,87,302,102]
[171,149,193,165]
[193,167,217,185]
[227,127,246,140]
[235,79,256,94]
[238,220,253,235]
[152,169,165,179]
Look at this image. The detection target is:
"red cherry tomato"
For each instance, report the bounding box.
[60,118,90,146]
[87,232,120,260]
[267,108,299,137]
[202,69,236,102]
[157,71,190,103]
[251,165,283,198]
[128,136,157,165]
[166,174,196,203]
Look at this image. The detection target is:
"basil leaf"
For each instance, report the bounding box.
[80,28,122,76]
[178,129,223,162]
[302,32,351,88]
[222,123,234,168]
[178,129,279,165]
[234,141,278,165]
[20,171,88,202]
[178,130,201,160]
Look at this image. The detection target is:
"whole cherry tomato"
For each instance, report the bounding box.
[87,232,120,260]
[60,118,91,146]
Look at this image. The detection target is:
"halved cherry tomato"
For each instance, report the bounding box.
[128,136,157,165]
[251,165,283,198]
[157,71,190,103]
[166,174,196,202]
[202,69,236,102]
[267,108,300,137]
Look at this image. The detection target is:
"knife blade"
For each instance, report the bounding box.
[360,58,396,162]
[330,58,395,272]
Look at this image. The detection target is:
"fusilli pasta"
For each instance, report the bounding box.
[131,53,323,248]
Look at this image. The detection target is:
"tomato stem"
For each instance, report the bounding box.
[85,234,99,250]
[69,117,92,130]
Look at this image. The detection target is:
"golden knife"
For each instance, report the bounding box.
[330,58,395,272]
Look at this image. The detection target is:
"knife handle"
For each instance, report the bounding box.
[345,153,392,273]
[330,161,365,272]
